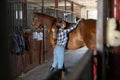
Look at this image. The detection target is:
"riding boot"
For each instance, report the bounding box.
[57,69,62,80]
[48,66,54,73]
[62,64,68,75]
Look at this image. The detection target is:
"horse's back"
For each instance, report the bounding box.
[65,21,85,49]
[64,19,96,50]
[79,19,96,49]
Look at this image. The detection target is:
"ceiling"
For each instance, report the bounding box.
[68,0,97,8]
[27,0,97,17]
[27,0,97,9]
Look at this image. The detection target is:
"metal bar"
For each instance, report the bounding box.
[71,1,74,12]
[64,0,67,21]
[41,0,44,13]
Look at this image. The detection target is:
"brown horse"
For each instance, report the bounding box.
[31,12,96,51]
[31,12,94,50]
[31,12,56,32]
[31,12,97,79]
[53,17,96,50]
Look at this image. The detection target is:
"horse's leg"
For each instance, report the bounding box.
[62,63,68,73]
[61,63,68,79]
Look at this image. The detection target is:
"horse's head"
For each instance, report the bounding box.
[31,12,58,33]
[31,13,42,31]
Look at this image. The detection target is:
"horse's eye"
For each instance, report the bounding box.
[59,20,62,23]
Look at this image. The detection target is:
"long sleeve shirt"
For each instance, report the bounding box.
[56,20,80,47]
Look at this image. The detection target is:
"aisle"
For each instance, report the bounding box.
[16,46,88,80]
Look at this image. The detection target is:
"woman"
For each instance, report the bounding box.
[49,18,81,74]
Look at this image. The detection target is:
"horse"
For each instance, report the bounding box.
[31,13,84,50]
[31,12,96,51]
[54,17,96,50]
[31,12,97,79]
[31,12,90,50]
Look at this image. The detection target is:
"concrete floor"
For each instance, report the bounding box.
[16,46,88,80]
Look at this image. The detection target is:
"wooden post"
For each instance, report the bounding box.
[97,0,108,80]
[55,0,58,8]
[54,0,58,17]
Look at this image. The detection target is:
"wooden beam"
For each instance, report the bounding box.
[54,0,58,8]
[71,1,74,12]
[67,0,83,7]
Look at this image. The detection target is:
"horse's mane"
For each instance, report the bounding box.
[34,12,57,28]
[34,12,56,20]
[33,12,86,31]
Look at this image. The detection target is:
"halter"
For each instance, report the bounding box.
[31,14,48,38]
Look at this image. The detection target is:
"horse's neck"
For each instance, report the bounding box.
[41,15,56,27]
[41,16,56,32]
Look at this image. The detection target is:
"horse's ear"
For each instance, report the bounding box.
[56,17,64,22]
[56,17,61,20]
[33,12,38,15]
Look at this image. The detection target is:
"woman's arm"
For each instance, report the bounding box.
[64,19,81,33]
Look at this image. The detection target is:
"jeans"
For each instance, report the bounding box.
[52,45,65,69]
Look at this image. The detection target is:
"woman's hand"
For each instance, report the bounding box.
[76,19,81,23]
[52,28,55,32]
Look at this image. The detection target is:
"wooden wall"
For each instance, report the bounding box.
[10,31,53,79]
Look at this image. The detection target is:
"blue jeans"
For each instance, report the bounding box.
[52,45,65,69]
